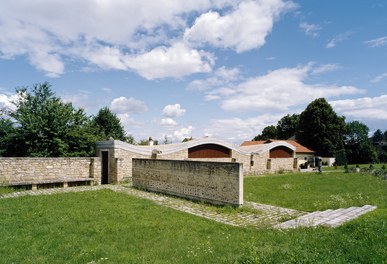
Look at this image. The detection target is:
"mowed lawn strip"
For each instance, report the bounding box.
[0,173,386,263]
[244,172,387,211]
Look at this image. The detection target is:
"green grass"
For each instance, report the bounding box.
[0,186,17,195]
[324,163,386,171]
[1,172,386,263]
[245,172,387,211]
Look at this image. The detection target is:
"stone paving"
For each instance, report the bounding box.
[0,185,376,229]
[276,205,377,229]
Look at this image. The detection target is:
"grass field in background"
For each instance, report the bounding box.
[244,172,387,211]
[324,163,386,171]
[1,172,386,263]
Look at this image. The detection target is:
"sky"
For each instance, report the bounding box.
[0,0,386,144]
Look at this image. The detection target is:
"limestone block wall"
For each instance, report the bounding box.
[250,152,269,175]
[270,158,295,173]
[110,148,148,183]
[132,159,243,206]
[0,157,100,184]
[109,148,191,183]
[160,149,187,160]
[231,150,251,172]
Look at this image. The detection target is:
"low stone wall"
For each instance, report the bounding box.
[132,159,243,206]
[0,157,101,184]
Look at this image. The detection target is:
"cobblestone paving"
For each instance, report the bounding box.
[1,185,374,228]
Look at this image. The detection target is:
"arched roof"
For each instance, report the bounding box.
[96,137,296,156]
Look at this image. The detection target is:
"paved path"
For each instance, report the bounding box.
[0,185,376,228]
[276,205,377,228]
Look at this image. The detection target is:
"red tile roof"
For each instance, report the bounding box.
[240,139,315,153]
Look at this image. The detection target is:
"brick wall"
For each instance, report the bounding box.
[0,157,100,184]
[132,159,243,206]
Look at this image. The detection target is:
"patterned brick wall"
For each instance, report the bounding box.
[132,159,243,206]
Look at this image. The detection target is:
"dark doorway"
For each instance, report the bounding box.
[101,151,109,184]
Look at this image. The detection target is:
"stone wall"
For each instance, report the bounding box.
[113,148,148,182]
[0,157,100,184]
[160,149,187,160]
[132,159,243,206]
[270,158,296,173]
[244,152,296,175]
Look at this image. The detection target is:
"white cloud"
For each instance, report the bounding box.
[173,126,194,141]
[62,91,92,110]
[330,95,387,120]
[124,42,214,80]
[0,1,214,78]
[371,72,387,83]
[206,64,364,112]
[78,45,127,71]
[110,97,148,114]
[162,104,186,118]
[160,118,178,126]
[312,64,341,74]
[365,36,387,48]
[326,31,354,48]
[187,66,241,91]
[0,93,19,111]
[0,1,297,79]
[184,0,296,53]
[117,113,143,130]
[299,22,321,37]
[203,114,284,142]
[101,87,112,93]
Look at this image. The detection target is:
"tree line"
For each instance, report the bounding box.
[0,82,132,157]
[1,83,386,164]
[253,98,387,164]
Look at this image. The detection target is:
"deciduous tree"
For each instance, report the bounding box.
[8,82,96,157]
[344,121,377,164]
[0,118,17,156]
[276,114,299,140]
[296,98,346,157]
[372,129,384,142]
[91,107,126,141]
[253,125,278,141]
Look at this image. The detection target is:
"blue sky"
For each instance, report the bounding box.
[0,0,386,143]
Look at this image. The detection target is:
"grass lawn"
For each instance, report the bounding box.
[244,172,387,211]
[1,172,386,263]
[324,163,386,171]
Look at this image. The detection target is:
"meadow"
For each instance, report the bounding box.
[1,171,386,263]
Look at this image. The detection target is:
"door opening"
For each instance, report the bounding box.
[101,151,109,184]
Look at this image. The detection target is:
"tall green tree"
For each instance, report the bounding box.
[276,114,299,140]
[9,82,96,157]
[296,98,346,157]
[344,121,377,164]
[91,107,126,141]
[372,129,384,142]
[253,125,278,141]
[0,117,17,156]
